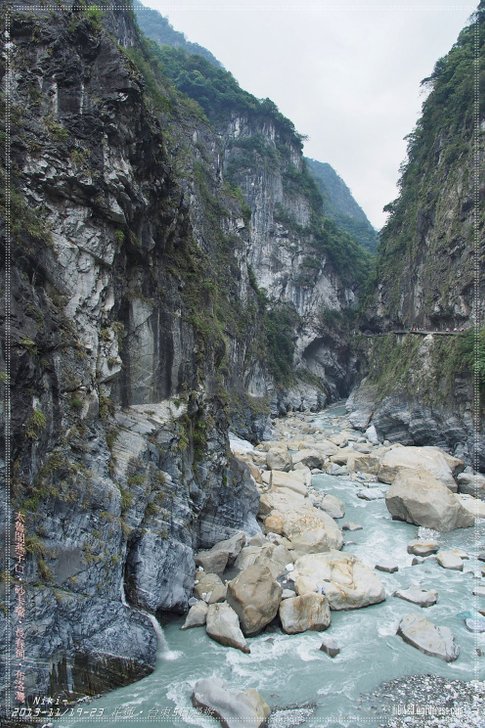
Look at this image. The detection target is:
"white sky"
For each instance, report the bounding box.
[140,0,477,229]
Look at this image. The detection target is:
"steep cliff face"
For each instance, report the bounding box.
[1,0,372,707]
[143,39,371,413]
[348,7,484,468]
[306,158,378,253]
[1,1,262,703]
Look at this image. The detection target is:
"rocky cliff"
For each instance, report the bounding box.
[141,39,371,416]
[348,5,484,469]
[0,0,369,707]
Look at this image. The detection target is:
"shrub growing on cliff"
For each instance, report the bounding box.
[265,305,299,384]
[460,327,485,392]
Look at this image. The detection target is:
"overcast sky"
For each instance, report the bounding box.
[140,0,476,229]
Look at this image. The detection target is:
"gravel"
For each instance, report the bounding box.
[359,674,485,728]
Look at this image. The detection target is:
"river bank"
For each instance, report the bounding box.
[54,402,485,728]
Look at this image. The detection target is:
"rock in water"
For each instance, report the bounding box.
[385,470,473,531]
[465,618,485,633]
[356,488,385,501]
[397,614,459,662]
[278,593,331,634]
[192,678,270,728]
[342,522,363,532]
[226,564,282,635]
[319,636,340,657]
[293,551,386,610]
[312,493,345,519]
[456,493,485,519]
[407,540,439,556]
[375,561,398,573]
[378,446,459,490]
[394,588,438,607]
[181,600,208,629]
[205,603,250,653]
[436,550,464,571]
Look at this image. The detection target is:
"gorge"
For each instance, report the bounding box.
[0,1,484,726]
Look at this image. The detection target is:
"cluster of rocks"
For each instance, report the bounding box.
[182,527,383,652]
[186,413,484,659]
[186,411,485,724]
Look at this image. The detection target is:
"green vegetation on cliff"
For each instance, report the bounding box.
[306,158,378,253]
[149,44,301,142]
[375,6,483,325]
[134,1,223,68]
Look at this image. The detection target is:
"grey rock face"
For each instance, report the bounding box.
[347,384,483,471]
[3,6,264,703]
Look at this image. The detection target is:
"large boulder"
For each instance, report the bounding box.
[289,527,342,557]
[311,493,345,519]
[385,470,474,532]
[378,446,459,490]
[205,602,249,653]
[278,593,331,634]
[330,448,354,465]
[264,513,284,535]
[347,452,382,476]
[293,551,385,610]
[226,564,282,635]
[195,532,246,575]
[290,449,326,470]
[292,462,313,486]
[457,471,485,498]
[259,488,343,551]
[456,493,485,519]
[181,600,208,629]
[270,470,308,496]
[233,543,293,579]
[313,440,339,458]
[194,573,227,604]
[397,613,459,662]
[266,447,291,471]
[192,678,270,728]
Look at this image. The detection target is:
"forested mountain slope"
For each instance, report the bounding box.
[306,158,378,253]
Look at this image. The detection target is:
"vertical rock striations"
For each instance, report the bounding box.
[1,0,370,705]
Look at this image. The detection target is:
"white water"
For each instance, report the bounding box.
[120,575,182,662]
[56,403,485,727]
